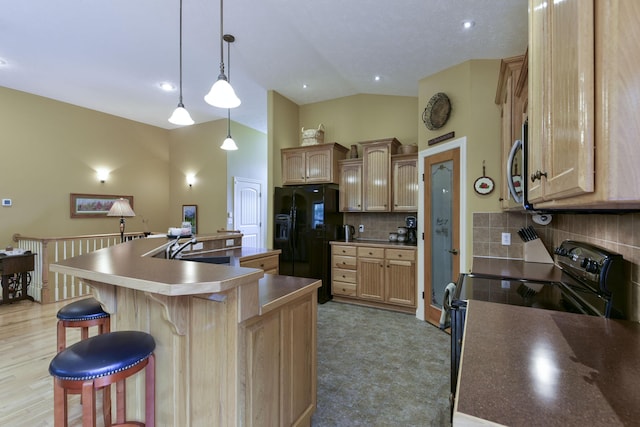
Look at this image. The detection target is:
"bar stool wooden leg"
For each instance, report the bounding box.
[145,354,156,427]
[81,381,96,427]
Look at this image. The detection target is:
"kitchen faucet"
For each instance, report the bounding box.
[167,237,197,259]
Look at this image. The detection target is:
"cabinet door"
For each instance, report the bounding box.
[339,161,363,212]
[357,257,384,301]
[363,145,391,211]
[529,0,594,202]
[385,259,416,307]
[392,156,418,211]
[305,147,332,183]
[282,151,307,185]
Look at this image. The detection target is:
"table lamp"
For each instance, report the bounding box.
[107,198,136,243]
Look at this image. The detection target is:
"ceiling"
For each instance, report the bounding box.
[0,0,528,134]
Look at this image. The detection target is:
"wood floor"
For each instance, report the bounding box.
[0,298,102,426]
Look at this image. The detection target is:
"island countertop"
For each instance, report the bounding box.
[453,300,640,426]
[50,236,280,296]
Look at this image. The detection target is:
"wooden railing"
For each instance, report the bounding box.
[13,232,148,304]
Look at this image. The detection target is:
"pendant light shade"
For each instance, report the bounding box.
[169,103,194,125]
[204,0,240,109]
[204,77,241,109]
[168,0,194,126]
[220,34,238,151]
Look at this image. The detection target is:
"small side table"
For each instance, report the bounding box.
[0,252,36,304]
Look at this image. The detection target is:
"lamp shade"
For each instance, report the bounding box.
[204,76,241,109]
[168,104,195,125]
[107,199,136,217]
[220,136,238,150]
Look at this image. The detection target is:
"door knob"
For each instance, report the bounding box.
[448,249,458,255]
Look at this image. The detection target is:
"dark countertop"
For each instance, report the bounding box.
[472,256,563,282]
[453,300,640,426]
[330,239,417,249]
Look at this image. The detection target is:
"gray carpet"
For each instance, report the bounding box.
[312,301,451,426]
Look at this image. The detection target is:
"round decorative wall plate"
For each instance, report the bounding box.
[422,92,451,130]
[474,176,495,195]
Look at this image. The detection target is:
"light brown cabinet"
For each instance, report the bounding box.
[240,290,317,426]
[496,54,526,210]
[239,253,279,275]
[281,143,348,185]
[391,154,418,212]
[527,0,640,208]
[362,138,400,211]
[338,159,363,212]
[331,244,357,296]
[331,242,416,313]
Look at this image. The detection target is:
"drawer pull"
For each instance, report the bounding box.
[369,252,373,255]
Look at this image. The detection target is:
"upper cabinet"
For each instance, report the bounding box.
[362,138,401,211]
[339,159,363,212]
[281,143,348,185]
[391,154,418,212]
[528,0,640,208]
[496,54,526,210]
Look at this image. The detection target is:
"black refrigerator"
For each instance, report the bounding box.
[273,184,342,303]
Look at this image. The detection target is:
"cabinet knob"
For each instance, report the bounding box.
[398,254,402,258]
[530,170,548,182]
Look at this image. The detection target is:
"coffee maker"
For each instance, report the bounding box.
[405,216,417,244]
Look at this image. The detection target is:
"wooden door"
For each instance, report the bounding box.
[357,252,384,302]
[339,160,363,212]
[529,0,594,202]
[385,252,416,308]
[363,144,391,211]
[392,155,418,211]
[305,147,331,183]
[282,150,306,185]
[423,148,460,327]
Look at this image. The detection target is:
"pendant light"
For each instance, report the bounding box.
[204,0,241,109]
[220,34,238,150]
[168,0,194,126]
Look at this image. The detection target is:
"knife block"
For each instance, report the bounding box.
[523,239,554,264]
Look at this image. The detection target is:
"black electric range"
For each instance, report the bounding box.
[448,240,629,404]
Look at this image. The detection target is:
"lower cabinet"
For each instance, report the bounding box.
[331,243,416,313]
[240,253,279,274]
[239,291,317,426]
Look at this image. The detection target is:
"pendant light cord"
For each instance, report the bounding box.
[219,0,225,76]
[226,37,232,137]
[178,0,184,104]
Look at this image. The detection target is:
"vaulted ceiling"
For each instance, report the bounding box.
[0,0,528,133]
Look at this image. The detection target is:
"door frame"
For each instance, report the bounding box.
[416,137,467,321]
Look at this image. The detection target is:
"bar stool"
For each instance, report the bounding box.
[56,297,110,353]
[49,330,156,427]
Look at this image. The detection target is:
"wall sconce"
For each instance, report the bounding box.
[186,174,196,187]
[97,169,110,183]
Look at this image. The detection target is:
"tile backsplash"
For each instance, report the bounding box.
[343,212,416,241]
[473,211,640,321]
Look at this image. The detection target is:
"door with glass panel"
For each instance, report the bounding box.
[424,148,460,327]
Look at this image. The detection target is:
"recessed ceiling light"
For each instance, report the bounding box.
[159,82,176,91]
[303,84,308,89]
[374,76,381,81]
[0,58,7,66]
[462,20,475,29]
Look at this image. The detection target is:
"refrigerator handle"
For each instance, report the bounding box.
[291,206,297,251]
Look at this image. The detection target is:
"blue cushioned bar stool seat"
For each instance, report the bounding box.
[49,331,156,427]
[57,297,110,353]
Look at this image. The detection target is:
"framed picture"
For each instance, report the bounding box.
[182,204,197,234]
[70,193,134,218]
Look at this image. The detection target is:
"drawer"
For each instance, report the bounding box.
[357,246,385,259]
[332,267,356,284]
[333,255,357,269]
[332,245,357,257]
[240,255,279,271]
[385,248,416,262]
[332,281,356,297]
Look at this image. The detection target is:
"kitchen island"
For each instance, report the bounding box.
[50,236,319,426]
[453,300,640,426]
